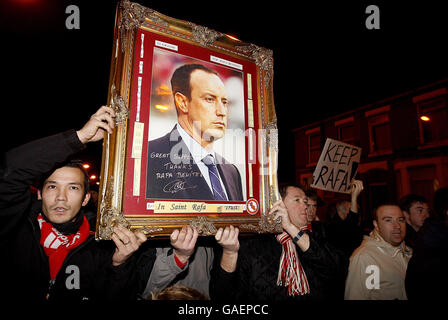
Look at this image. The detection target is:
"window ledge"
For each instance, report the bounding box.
[306,162,318,168]
[418,139,448,150]
[368,150,393,157]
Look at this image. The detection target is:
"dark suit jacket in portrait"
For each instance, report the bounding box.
[146,126,244,201]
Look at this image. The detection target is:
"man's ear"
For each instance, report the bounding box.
[82,192,91,207]
[37,189,42,200]
[373,219,378,230]
[403,211,411,224]
[174,92,188,113]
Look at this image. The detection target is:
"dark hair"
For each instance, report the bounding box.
[398,194,427,213]
[151,285,209,300]
[38,159,90,196]
[433,187,448,222]
[372,202,401,221]
[278,183,306,200]
[305,190,318,202]
[170,64,218,102]
[305,189,325,207]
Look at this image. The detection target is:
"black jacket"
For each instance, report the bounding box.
[0,130,136,301]
[210,224,348,301]
[326,210,363,258]
[405,217,448,300]
[404,223,418,249]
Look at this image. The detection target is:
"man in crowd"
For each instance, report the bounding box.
[326,179,364,257]
[305,190,320,223]
[345,203,412,300]
[0,106,147,301]
[399,194,430,248]
[210,183,348,300]
[136,224,239,300]
[406,187,448,300]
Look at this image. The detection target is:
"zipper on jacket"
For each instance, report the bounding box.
[46,279,55,300]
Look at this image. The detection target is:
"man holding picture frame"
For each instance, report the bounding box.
[0,106,147,301]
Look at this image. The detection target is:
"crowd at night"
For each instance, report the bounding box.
[1,0,447,317]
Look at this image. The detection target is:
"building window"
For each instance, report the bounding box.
[365,106,392,156]
[306,127,321,166]
[335,116,355,145]
[394,156,448,201]
[364,168,394,224]
[416,94,448,147]
[408,165,437,204]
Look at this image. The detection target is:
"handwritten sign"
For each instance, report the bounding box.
[311,138,362,194]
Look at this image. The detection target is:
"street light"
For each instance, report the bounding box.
[155,104,169,111]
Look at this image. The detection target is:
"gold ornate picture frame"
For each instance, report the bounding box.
[95,0,281,239]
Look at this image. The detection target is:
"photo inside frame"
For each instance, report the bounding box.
[146,47,247,200]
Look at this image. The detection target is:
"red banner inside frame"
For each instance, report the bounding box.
[123,27,261,217]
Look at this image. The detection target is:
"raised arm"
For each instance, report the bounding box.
[0,105,115,239]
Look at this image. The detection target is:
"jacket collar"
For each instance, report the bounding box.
[366,229,412,258]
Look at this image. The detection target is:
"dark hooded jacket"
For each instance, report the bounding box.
[405,217,448,300]
[0,130,136,301]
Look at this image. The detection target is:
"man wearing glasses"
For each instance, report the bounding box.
[210,183,348,300]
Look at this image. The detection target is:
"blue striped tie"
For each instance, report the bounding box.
[202,155,228,201]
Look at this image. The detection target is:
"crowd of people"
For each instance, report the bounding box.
[1,105,447,302]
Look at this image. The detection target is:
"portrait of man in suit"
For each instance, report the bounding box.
[146,62,245,201]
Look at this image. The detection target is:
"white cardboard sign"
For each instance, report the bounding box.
[311,138,362,194]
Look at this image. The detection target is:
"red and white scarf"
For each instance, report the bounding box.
[37,213,90,280]
[276,231,310,296]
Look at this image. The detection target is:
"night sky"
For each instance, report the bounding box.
[1,0,448,182]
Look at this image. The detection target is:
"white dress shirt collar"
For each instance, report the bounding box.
[175,123,228,199]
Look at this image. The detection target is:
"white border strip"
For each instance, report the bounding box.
[155,40,178,51]
[210,55,243,70]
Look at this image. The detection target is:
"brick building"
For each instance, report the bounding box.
[293,79,448,226]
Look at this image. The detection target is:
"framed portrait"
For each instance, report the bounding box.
[96,0,282,239]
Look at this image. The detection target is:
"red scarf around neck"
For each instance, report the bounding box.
[37,213,90,280]
[276,230,310,296]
